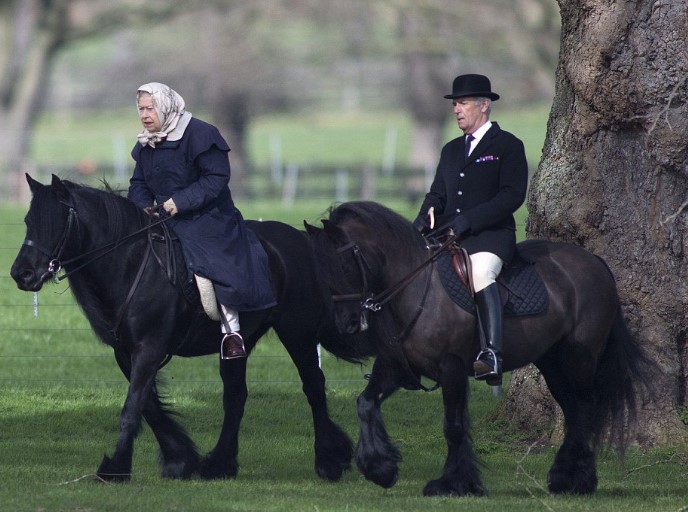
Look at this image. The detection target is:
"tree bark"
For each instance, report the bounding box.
[0,0,207,196]
[0,0,68,192]
[508,0,688,446]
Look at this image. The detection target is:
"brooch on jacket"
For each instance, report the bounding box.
[475,155,499,163]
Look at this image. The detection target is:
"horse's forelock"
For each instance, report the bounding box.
[331,201,423,255]
[311,230,350,291]
[26,181,65,237]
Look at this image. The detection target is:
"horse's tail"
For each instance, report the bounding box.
[591,305,657,452]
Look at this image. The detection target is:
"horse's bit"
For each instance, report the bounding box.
[331,234,457,336]
[22,204,78,282]
[22,202,170,283]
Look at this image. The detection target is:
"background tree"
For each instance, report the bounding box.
[0,0,201,194]
[393,0,560,169]
[0,0,559,197]
[509,0,688,445]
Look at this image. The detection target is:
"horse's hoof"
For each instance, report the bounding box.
[315,458,351,481]
[96,455,132,482]
[199,454,238,480]
[547,468,598,495]
[423,477,486,497]
[355,438,401,489]
[357,456,398,488]
[314,423,353,481]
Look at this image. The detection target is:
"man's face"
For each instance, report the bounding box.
[452,97,488,135]
[137,93,161,132]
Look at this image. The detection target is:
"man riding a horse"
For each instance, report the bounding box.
[128,82,275,359]
[413,73,529,384]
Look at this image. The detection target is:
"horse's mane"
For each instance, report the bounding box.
[60,180,145,240]
[325,201,430,362]
[328,201,425,256]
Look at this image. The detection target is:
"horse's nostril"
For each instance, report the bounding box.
[346,317,361,334]
[10,267,37,290]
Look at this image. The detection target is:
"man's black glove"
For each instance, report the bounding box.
[451,215,471,236]
[413,215,431,234]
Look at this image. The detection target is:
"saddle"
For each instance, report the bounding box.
[194,275,221,320]
[148,227,217,318]
[437,243,548,317]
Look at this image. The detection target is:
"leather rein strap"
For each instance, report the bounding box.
[23,206,175,359]
[332,233,457,312]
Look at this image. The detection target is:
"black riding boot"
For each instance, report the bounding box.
[473,282,503,384]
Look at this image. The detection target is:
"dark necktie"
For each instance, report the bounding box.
[465,134,474,163]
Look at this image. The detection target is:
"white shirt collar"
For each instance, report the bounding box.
[467,121,492,148]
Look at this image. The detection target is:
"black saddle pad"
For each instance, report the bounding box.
[437,250,548,317]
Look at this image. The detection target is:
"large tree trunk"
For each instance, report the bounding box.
[0,0,68,197]
[508,0,688,446]
[399,11,450,171]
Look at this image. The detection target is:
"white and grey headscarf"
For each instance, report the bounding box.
[136,82,193,147]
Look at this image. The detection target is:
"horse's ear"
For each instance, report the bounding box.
[25,173,43,194]
[303,221,322,237]
[322,219,348,244]
[51,174,70,201]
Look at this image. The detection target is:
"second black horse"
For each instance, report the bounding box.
[307,200,655,497]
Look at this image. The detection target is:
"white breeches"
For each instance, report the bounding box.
[220,304,241,333]
[470,252,504,292]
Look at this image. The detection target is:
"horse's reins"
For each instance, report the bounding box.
[333,234,456,393]
[23,204,181,366]
[22,203,170,283]
[332,233,457,313]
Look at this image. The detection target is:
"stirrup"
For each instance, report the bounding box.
[473,348,500,380]
[220,332,246,360]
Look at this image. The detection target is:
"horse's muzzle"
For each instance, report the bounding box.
[10,262,46,292]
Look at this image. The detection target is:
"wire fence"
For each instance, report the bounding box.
[0,219,371,390]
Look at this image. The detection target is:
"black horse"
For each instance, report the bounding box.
[306,200,655,497]
[10,174,374,482]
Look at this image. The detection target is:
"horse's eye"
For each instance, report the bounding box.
[340,257,357,277]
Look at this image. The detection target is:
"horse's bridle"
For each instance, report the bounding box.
[22,202,169,283]
[21,201,179,364]
[331,241,378,310]
[331,234,457,333]
[22,204,78,282]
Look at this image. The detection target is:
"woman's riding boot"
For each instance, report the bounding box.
[219,303,246,360]
[473,282,503,384]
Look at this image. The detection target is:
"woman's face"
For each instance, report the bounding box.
[137,93,161,132]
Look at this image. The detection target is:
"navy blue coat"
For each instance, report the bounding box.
[418,122,528,263]
[127,117,276,311]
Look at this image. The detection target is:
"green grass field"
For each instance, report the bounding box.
[2,203,687,512]
[1,107,686,511]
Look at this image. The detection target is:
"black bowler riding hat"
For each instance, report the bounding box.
[443,74,500,101]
